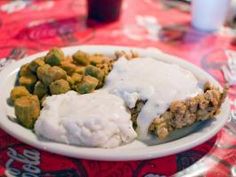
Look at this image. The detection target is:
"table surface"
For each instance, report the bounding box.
[0,0,236,176]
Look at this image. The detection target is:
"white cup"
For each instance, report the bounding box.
[191,0,230,32]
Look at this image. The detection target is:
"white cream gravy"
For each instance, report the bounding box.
[104,57,202,139]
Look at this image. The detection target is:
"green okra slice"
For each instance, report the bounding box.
[19,74,37,92]
[29,57,45,72]
[37,65,67,86]
[33,81,48,99]
[45,47,65,66]
[72,50,90,66]
[10,86,31,104]
[74,75,98,94]
[49,79,70,95]
[14,95,40,129]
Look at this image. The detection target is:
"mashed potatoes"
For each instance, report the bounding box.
[35,91,137,148]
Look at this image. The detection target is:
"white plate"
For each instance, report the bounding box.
[0,45,230,161]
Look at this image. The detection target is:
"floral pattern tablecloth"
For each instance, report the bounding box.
[0,0,236,176]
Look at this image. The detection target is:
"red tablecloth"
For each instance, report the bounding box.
[0,0,236,176]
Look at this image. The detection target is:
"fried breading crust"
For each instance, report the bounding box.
[131,82,227,139]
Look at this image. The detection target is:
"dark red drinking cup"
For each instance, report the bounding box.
[87,0,123,23]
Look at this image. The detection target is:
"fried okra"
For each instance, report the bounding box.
[14,95,40,129]
[85,65,104,87]
[19,74,37,92]
[74,75,98,94]
[96,60,113,76]
[72,50,90,66]
[36,64,50,82]
[89,54,113,76]
[75,66,85,75]
[10,86,30,103]
[10,48,117,130]
[33,81,48,99]
[37,65,67,86]
[66,73,83,87]
[66,75,74,86]
[64,56,73,63]
[49,79,70,95]
[29,57,45,72]
[89,54,105,66]
[45,48,64,66]
[68,73,83,89]
[19,64,32,76]
[60,61,77,75]
[71,73,83,83]
[85,65,104,80]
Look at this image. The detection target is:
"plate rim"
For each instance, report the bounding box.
[0,45,230,161]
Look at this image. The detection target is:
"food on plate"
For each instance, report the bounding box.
[105,57,226,140]
[68,73,83,85]
[10,86,30,104]
[8,47,227,148]
[72,50,90,66]
[10,48,112,129]
[45,47,64,66]
[114,50,139,60]
[49,79,71,95]
[34,91,137,148]
[29,57,45,72]
[33,81,48,99]
[14,95,40,129]
[60,61,77,75]
[74,75,99,94]
[37,65,67,86]
[19,63,32,76]
[132,82,226,139]
[96,60,113,76]
[18,74,37,92]
[85,65,105,87]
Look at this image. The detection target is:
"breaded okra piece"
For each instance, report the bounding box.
[85,65,104,80]
[66,75,75,86]
[49,79,70,95]
[37,65,67,85]
[72,50,90,66]
[89,54,105,66]
[68,73,83,89]
[36,64,50,82]
[29,57,45,72]
[14,95,40,129]
[64,56,73,63]
[74,75,98,94]
[45,47,64,66]
[85,65,104,87]
[75,66,85,75]
[19,64,32,76]
[33,81,48,99]
[96,60,114,76]
[19,74,37,92]
[60,61,77,75]
[71,73,83,83]
[10,86,30,103]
